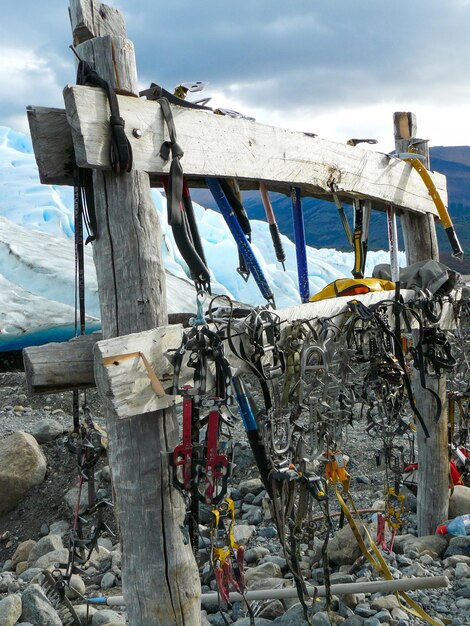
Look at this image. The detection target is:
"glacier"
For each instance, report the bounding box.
[0,126,400,351]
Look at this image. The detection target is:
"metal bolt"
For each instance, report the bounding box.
[132,128,142,138]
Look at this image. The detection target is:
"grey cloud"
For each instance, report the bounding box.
[1,0,470,130]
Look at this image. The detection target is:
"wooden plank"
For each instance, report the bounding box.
[22,313,194,396]
[26,106,74,186]
[69,0,126,45]
[95,325,186,417]
[63,84,448,217]
[23,333,101,394]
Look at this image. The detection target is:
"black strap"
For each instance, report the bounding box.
[77,60,133,174]
[140,83,212,110]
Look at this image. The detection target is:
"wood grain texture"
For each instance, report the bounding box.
[394,113,449,536]
[26,106,75,185]
[23,333,101,394]
[67,7,201,623]
[69,0,126,45]
[63,84,448,217]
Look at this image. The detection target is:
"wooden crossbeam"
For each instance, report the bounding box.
[62,84,447,217]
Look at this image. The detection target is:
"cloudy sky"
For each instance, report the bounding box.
[1,0,470,152]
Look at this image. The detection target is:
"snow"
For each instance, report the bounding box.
[0,126,402,351]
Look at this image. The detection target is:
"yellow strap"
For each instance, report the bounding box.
[335,489,448,626]
[102,351,166,397]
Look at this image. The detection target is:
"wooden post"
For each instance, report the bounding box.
[68,2,200,624]
[394,112,449,535]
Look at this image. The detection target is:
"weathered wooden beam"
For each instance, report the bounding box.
[62,84,447,217]
[70,7,200,622]
[22,313,193,396]
[26,106,75,185]
[394,111,448,537]
[23,333,101,394]
[69,0,126,45]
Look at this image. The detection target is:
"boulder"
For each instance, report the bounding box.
[30,418,64,443]
[328,523,365,565]
[20,584,62,626]
[0,432,47,514]
[238,478,264,497]
[0,594,22,626]
[400,534,448,558]
[27,534,63,566]
[11,540,36,567]
[245,561,282,585]
[448,485,470,518]
[91,609,126,625]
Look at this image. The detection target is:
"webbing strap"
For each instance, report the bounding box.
[335,489,448,626]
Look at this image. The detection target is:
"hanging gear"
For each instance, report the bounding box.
[403,157,463,259]
[352,199,371,279]
[291,186,310,303]
[73,51,132,174]
[259,182,287,270]
[206,177,275,306]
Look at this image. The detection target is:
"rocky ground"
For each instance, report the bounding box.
[1,363,470,626]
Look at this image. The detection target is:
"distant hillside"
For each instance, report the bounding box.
[191,146,470,273]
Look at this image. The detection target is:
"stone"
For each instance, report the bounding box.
[91,609,126,625]
[455,562,470,579]
[245,561,282,585]
[233,525,256,544]
[64,574,86,599]
[370,595,399,611]
[18,568,42,583]
[311,612,332,626]
[355,604,376,618]
[391,607,409,621]
[74,604,97,622]
[373,609,391,622]
[34,548,69,570]
[443,555,470,568]
[0,594,22,626]
[16,561,29,575]
[244,547,270,564]
[64,485,89,512]
[363,619,381,626]
[49,520,70,536]
[258,526,278,539]
[448,485,470,518]
[0,431,47,514]
[258,599,284,620]
[101,572,116,588]
[444,536,470,558]
[11,540,36,567]
[342,593,366,608]
[342,616,365,625]
[328,523,365,565]
[238,478,264,497]
[20,584,62,626]
[400,535,448,558]
[233,618,273,625]
[259,555,287,571]
[30,418,64,443]
[27,534,63,565]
